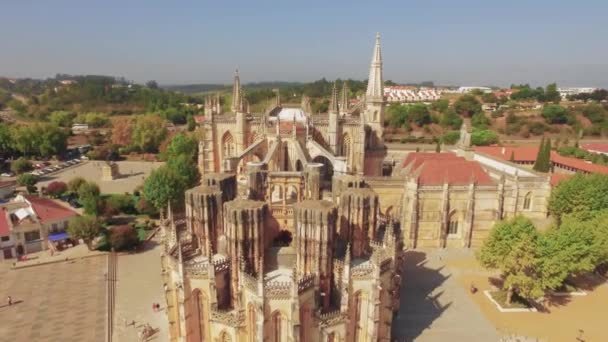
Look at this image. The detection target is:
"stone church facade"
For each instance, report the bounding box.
[161,34,550,341]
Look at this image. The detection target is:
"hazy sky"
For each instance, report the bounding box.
[1,0,607,87]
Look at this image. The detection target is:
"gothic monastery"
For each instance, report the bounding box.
[161,34,550,341]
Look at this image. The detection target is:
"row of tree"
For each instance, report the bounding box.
[0,122,68,158]
[479,173,608,304]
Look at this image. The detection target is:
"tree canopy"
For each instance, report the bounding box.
[67,215,103,250]
[548,173,608,221]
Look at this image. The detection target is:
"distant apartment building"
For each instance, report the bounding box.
[456,86,492,94]
[384,86,442,103]
[558,87,597,99]
[0,194,78,260]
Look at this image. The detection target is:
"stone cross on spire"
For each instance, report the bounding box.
[231,68,242,112]
[365,33,384,100]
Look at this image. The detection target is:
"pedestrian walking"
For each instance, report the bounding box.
[7,296,12,306]
[152,303,156,312]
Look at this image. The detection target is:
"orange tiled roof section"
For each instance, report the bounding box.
[475,146,608,175]
[0,208,9,236]
[402,152,494,186]
[582,143,608,154]
[23,195,78,224]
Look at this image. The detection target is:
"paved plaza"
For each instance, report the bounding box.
[37,160,163,194]
[0,256,107,342]
[393,249,500,341]
[113,237,169,342]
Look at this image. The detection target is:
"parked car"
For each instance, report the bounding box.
[1,172,15,177]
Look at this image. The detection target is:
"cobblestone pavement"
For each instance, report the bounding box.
[0,256,107,342]
[113,238,169,342]
[393,249,500,341]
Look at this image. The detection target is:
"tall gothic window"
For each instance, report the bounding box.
[448,213,459,236]
[271,311,283,342]
[342,134,351,159]
[222,132,235,157]
[523,192,532,210]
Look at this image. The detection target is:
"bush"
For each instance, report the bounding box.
[136,198,159,217]
[528,122,548,136]
[67,177,87,193]
[471,129,499,146]
[17,173,38,193]
[541,105,572,124]
[107,194,136,214]
[109,225,139,251]
[441,131,460,145]
[46,181,67,198]
[11,158,32,174]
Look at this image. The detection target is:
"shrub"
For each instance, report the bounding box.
[441,131,460,145]
[109,225,139,251]
[541,105,572,124]
[107,194,136,214]
[67,177,87,193]
[471,129,499,146]
[528,122,548,136]
[11,158,32,174]
[46,181,67,198]
[136,198,159,217]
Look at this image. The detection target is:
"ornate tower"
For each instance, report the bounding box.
[224,199,267,306]
[340,81,349,116]
[338,188,380,257]
[328,82,340,155]
[185,186,224,257]
[364,33,385,147]
[294,200,337,309]
[231,69,243,113]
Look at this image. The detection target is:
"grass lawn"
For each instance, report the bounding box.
[490,290,533,309]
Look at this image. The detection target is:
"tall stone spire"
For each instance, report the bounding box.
[329,82,339,114]
[231,69,242,112]
[340,81,349,115]
[365,33,384,100]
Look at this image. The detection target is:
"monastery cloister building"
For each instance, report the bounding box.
[160,34,550,342]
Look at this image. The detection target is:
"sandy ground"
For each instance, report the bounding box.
[37,160,164,194]
[445,252,608,342]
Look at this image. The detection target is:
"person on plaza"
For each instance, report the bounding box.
[7,296,12,306]
[152,303,156,312]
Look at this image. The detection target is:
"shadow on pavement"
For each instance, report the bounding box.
[392,250,452,341]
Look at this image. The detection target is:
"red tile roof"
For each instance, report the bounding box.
[402,152,494,185]
[475,146,608,175]
[582,143,608,154]
[474,146,538,162]
[0,180,16,189]
[549,151,608,175]
[0,208,9,236]
[550,173,572,187]
[23,195,78,224]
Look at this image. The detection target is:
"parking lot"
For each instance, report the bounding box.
[37,160,163,194]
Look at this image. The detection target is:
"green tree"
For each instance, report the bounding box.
[481,93,498,103]
[540,83,561,103]
[67,215,102,250]
[17,173,38,193]
[541,105,571,124]
[132,115,168,153]
[441,131,460,145]
[439,109,463,129]
[386,105,409,128]
[78,181,101,215]
[453,94,482,117]
[48,111,74,127]
[478,217,542,303]
[167,154,200,189]
[471,112,490,129]
[187,115,196,131]
[533,137,551,172]
[11,158,33,174]
[431,99,449,113]
[470,129,499,146]
[143,166,185,211]
[109,225,139,251]
[548,173,608,222]
[408,103,431,126]
[67,177,87,193]
[0,124,14,156]
[161,133,198,162]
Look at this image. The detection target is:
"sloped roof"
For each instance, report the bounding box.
[22,195,78,223]
[474,146,539,162]
[0,208,9,236]
[582,143,608,154]
[550,173,572,187]
[550,151,608,175]
[402,152,494,185]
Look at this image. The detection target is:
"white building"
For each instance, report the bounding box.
[558,87,597,99]
[383,86,442,103]
[456,86,492,94]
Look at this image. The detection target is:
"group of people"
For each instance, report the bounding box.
[152,303,161,312]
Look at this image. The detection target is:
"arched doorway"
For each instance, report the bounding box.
[312,155,333,190]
